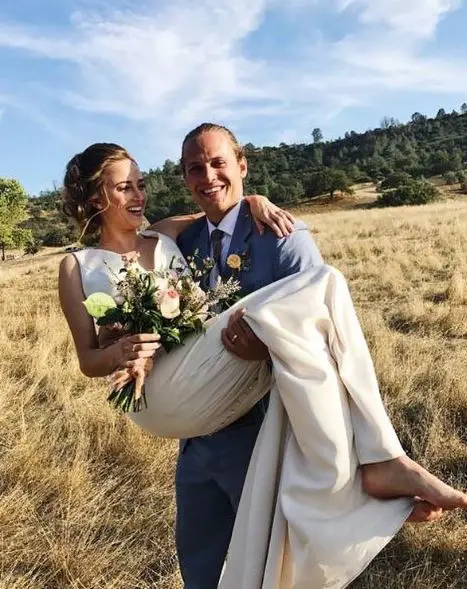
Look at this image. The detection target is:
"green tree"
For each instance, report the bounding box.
[325,169,352,199]
[42,227,70,247]
[0,178,32,261]
[411,112,427,125]
[379,171,413,191]
[312,128,323,144]
[380,116,400,129]
[461,103,467,115]
[428,149,455,175]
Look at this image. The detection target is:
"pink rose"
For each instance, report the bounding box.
[159,288,181,319]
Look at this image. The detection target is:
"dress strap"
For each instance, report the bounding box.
[139,229,160,239]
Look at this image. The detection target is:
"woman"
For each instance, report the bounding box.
[59,142,467,589]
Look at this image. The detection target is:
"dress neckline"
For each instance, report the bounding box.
[91,231,161,272]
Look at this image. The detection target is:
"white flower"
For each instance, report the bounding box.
[159,289,181,319]
[114,294,125,305]
[153,277,170,302]
[154,277,170,291]
[191,282,206,298]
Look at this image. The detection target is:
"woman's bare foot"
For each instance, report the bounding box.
[406,500,443,522]
[361,455,467,522]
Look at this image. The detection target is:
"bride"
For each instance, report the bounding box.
[59,142,467,589]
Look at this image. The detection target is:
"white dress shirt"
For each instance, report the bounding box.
[207,200,242,287]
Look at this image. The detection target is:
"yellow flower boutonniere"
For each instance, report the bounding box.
[226,249,250,274]
[226,254,242,270]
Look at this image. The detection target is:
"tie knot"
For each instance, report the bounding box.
[211,228,224,242]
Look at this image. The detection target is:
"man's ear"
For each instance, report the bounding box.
[240,157,248,179]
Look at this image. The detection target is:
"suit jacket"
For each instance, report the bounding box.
[177,199,323,447]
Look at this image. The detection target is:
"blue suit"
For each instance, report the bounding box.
[176,200,323,589]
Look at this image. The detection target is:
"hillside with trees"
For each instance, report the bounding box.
[16,104,467,248]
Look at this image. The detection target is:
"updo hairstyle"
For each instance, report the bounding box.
[62,142,133,236]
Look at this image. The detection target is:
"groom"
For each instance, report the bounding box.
[176,122,323,589]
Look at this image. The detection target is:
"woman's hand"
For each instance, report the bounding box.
[221,308,269,361]
[112,333,161,369]
[109,357,154,391]
[244,195,295,238]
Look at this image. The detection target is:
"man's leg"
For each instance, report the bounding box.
[217,423,263,511]
[176,445,236,589]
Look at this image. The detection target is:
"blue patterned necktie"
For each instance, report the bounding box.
[210,228,225,275]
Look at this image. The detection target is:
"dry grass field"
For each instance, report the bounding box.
[1,197,466,588]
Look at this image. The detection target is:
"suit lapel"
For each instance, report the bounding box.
[194,222,210,261]
[222,200,252,280]
[186,220,211,290]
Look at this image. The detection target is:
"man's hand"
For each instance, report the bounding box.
[221,309,269,361]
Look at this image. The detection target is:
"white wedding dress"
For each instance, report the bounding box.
[74,232,413,589]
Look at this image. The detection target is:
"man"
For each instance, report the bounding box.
[175,122,323,589]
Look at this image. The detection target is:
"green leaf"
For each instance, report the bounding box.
[83,292,117,318]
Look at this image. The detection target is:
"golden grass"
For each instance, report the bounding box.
[1,198,467,588]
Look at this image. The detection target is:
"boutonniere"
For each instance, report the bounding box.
[226,249,250,273]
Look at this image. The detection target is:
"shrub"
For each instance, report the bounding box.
[24,240,41,255]
[443,171,458,185]
[42,227,70,247]
[379,172,413,192]
[456,171,467,193]
[377,180,440,207]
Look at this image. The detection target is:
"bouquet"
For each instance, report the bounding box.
[83,252,242,412]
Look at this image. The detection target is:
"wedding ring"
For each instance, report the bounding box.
[231,334,239,344]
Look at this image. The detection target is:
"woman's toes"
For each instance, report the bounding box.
[407,501,443,523]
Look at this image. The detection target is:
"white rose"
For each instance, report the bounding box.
[153,277,170,302]
[159,289,181,319]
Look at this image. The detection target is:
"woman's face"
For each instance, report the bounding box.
[97,158,146,231]
[183,130,247,223]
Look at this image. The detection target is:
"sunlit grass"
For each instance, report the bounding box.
[1,198,467,588]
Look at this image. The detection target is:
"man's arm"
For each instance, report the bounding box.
[274,222,323,281]
[222,222,324,360]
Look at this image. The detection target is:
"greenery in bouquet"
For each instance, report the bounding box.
[83,252,241,412]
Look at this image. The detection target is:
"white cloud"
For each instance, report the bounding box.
[0,0,269,125]
[337,0,459,38]
[327,0,465,97]
[0,0,465,152]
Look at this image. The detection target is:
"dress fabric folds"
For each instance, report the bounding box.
[74,233,413,589]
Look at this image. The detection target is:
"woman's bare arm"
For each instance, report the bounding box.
[59,255,160,377]
[148,196,296,240]
[148,212,205,241]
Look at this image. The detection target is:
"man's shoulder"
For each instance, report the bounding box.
[250,217,322,276]
[292,219,308,231]
[250,219,311,250]
[177,216,207,247]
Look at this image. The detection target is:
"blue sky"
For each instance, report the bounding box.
[1,0,467,195]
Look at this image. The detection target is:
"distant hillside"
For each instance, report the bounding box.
[24,190,79,247]
[26,106,467,245]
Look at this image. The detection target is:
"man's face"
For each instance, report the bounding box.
[182,130,247,223]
